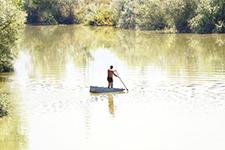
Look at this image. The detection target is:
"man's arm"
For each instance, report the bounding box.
[113,70,119,77]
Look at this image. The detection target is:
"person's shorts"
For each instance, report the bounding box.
[107,77,113,82]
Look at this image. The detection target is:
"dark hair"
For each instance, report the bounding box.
[110,65,113,69]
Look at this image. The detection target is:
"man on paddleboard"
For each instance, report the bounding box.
[107,65,118,88]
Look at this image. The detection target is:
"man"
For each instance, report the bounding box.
[107,65,118,88]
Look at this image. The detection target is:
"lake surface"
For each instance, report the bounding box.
[1,25,225,150]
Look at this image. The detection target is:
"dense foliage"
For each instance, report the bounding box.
[24,0,225,33]
[0,0,25,72]
[25,0,79,24]
[164,0,198,32]
[190,0,225,33]
[76,3,116,26]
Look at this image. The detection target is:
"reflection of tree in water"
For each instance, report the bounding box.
[0,93,9,118]
[0,78,13,118]
[0,116,26,150]
[114,31,225,75]
[19,25,95,76]
[80,26,225,74]
[19,25,225,76]
[107,94,115,117]
[0,80,27,150]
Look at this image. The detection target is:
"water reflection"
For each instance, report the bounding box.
[1,25,225,150]
[107,94,115,117]
[0,74,27,150]
[19,25,225,75]
[0,117,26,150]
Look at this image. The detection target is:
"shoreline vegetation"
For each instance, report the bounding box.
[0,0,25,73]
[1,0,225,73]
[24,0,225,34]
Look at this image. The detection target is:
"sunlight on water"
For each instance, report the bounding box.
[14,51,32,84]
[63,58,77,88]
[89,48,126,87]
[1,25,225,150]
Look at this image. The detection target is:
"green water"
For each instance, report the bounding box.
[1,25,225,150]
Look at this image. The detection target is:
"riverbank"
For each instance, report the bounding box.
[24,0,225,34]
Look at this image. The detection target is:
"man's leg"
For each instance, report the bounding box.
[109,82,113,88]
[108,82,110,88]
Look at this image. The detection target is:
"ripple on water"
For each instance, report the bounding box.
[13,79,90,115]
[123,77,225,111]
[9,67,225,115]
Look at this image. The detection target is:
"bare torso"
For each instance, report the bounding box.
[107,69,114,78]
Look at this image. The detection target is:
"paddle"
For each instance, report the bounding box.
[115,71,129,91]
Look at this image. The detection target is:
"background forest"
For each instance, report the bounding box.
[24,0,225,33]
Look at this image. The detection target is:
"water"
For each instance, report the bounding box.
[1,25,225,150]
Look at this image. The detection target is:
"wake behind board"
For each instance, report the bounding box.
[90,86,125,93]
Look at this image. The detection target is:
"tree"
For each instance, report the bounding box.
[25,0,79,24]
[0,0,25,72]
[190,0,225,33]
[165,0,197,33]
[136,0,167,30]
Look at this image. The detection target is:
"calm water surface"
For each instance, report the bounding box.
[1,25,225,150]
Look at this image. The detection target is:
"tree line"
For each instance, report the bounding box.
[24,0,225,33]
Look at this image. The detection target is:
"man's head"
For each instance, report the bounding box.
[110,65,113,69]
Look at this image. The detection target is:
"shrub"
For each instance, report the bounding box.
[26,0,58,24]
[88,6,116,26]
[115,0,137,29]
[190,0,225,33]
[136,0,167,30]
[189,0,215,33]
[56,0,78,24]
[165,0,197,33]
[214,21,225,33]
[38,10,58,25]
[25,0,78,24]
[76,3,96,24]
